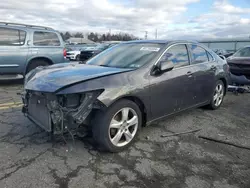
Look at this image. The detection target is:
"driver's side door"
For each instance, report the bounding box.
[149,44,196,120]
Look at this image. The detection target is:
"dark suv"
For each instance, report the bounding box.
[79,43,114,61]
[22,40,230,152]
[0,22,68,80]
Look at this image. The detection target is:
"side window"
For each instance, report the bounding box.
[0,27,26,46]
[189,44,208,64]
[207,52,214,62]
[33,31,60,46]
[160,44,189,68]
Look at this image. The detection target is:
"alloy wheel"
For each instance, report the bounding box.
[109,107,138,147]
[213,83,224,107]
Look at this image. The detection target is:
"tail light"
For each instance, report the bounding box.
[63,49,67,58]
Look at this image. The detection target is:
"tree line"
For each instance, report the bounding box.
[60,32,139,42]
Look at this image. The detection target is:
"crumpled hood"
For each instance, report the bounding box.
[25,63,132,93]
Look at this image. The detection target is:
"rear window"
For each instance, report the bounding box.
[0,27,26,46]
[33,31,60,46]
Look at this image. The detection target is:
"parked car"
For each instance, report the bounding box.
[65,46,73,52]
[66,47,86,61]
[227,46,250,80]
[0,22,69,80]
[213,48,234,58]
[79,44,113,61]
[22,40,230,152]
[66,44,98,61]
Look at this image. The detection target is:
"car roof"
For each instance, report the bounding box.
[0,22,56,32]
[240,46,250,48]
[122,39,199,44]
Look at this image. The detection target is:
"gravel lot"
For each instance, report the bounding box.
[0,82,250,188]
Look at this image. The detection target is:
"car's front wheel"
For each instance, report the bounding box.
[26,59,49,74]
[76,55,80,61]
[208,80,225,110]
[92,99,142,152]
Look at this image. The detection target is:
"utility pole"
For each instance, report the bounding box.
[155,29,158,39]
[145,31,148,39]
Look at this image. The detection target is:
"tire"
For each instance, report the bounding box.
[92,99,142,152]
[26,59,49,74]
[76,55,80,61]
[208,80,225,110]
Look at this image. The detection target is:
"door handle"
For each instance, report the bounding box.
[210,65,217,71]
[186,71,193,77]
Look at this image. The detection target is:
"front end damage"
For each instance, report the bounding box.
[22,90,104,135]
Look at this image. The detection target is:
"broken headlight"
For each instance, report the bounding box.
[60,94,82,108]
[58,90,103,109]
[57,90,103,124]
[48,90,103,131]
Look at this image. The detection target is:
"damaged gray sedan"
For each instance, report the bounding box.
[22,40,229,152]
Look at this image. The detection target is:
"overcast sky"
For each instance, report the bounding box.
[1,0,250,39]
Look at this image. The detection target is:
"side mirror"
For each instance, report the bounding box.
[159,60,174,72]
[151,61,174,76]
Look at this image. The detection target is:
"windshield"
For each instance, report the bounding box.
[233,47,250,57]
[86,43,164,68]
[96,44,109,50]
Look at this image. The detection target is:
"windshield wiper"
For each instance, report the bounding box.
[99,65,111,67]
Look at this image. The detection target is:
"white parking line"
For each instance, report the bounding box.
[0,102,22,110]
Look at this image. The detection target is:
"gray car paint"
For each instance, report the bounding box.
[0,24,68,76]
[25,40,229,124]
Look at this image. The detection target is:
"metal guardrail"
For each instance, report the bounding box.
[0,22,54,30]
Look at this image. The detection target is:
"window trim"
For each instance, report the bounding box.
[206,51,215,62]
[152,42,215,74]
[187,44,211,65]
[195,44,215,62]
[154,43,191,70]
[0,27,27,46]
[33,31,61,46]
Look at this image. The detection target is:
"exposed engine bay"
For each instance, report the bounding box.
[22,90,104,135]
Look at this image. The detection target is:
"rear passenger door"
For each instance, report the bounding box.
[30,31,64,63]
[188,44,216,104]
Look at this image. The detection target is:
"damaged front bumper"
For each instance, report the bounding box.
[22,90,104,134]
[229,73,250,85]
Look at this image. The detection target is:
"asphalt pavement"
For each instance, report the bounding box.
[0,82,250,188]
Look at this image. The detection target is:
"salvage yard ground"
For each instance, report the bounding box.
[0,82,250,188]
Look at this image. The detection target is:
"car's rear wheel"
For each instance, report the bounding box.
[26,59,50,74]
[92,99,142,152]
[208,80,225,110]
